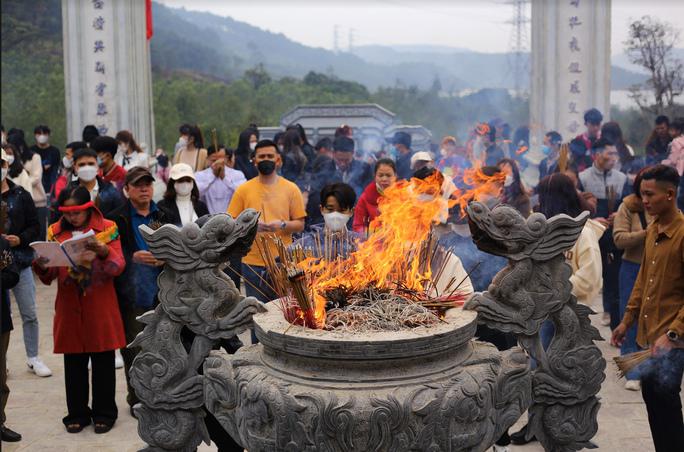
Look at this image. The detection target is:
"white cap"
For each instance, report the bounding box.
[169,163,195,181]
[410,151,433,169]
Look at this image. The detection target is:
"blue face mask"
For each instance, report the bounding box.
[541,145,552,156]
[97,156,104,167]
[389,145,398,160]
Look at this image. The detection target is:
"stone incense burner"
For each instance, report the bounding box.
[131,204,605,452]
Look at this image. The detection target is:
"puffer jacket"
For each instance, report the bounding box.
[567,218,605,304]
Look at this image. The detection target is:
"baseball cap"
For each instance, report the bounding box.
[169,163,195,181]
[125,166,155,185]
[410,151,433,169]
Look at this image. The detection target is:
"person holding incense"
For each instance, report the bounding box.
[292,182,362,260]
[228,139,306,304]
[579,137,629,330]
[613,169,655,391]
[33,185,126,434]
[612,164,684,452]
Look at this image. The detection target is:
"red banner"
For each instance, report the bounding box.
[146,0,153,40]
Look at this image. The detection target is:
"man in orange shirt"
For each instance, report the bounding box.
[612,164,684,452]
[228,139,306,303]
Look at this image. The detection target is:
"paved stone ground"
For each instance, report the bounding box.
[3,276,656,451]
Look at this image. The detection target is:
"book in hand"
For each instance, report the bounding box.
[30,229,96,268]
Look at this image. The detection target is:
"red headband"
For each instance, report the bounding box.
[58,201,95,213]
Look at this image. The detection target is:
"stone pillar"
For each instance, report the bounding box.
[62,0,155,151]
[530,0,611,147]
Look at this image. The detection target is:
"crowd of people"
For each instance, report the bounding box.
[1,108,683,451]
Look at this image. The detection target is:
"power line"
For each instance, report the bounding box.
[504,0,530,97]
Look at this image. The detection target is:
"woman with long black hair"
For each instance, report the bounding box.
[233,127,259,180]
[497,158,530,218]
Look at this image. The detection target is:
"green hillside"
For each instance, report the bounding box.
[1,0,528,153]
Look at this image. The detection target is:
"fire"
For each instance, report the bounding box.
[300,166,504,323]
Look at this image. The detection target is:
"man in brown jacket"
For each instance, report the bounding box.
[612,164,684,452]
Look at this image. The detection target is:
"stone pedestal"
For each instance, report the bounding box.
[62,0,155,150]
[530,0,611,146]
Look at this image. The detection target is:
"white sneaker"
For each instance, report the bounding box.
[27,357,52,377]
[600,313,610,326]
[625,380,641,391]
[493,445,510,452]
[115,350,124,369]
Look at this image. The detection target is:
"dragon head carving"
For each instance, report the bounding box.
[140,209,259,271]
[466,202,588,261]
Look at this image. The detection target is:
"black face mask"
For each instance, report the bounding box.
[257,160,276,175]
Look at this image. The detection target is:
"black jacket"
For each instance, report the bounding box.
[157,197,209,227]
[1,180,40,268]
[111,200,170,309]
[56,177,124,223]
[1,236,20,333]
[319,159,373,198]
[396,151,414,180]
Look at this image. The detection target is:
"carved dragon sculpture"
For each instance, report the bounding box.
[129,210,265,451]
[464,202,606,451]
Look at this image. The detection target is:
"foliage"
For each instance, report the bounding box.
[624,16,684,116]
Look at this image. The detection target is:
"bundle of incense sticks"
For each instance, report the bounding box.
[558,143,569,173]
[613,350,651,379]
[607,185,617,214]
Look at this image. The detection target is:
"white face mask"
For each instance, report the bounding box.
[62,156,73,168]
[504,174,514,187]
[249,142,257,151]
[77,164,98,182]
[118,144,129,154]
[178,137,188,147]
[36,134,49,145]
[323,212,351,232]
[439,148,447,157]
[1,168,7,181]
[5,155,14,166]
[174,181,194,196]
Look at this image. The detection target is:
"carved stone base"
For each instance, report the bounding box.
[204,303,532,452]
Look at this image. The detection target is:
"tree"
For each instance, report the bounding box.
[244,64,271,90]
[624,16,684,116]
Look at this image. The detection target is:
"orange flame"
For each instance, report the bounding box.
[301,167,504,321]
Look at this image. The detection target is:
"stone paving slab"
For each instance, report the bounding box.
[2,276,656,451]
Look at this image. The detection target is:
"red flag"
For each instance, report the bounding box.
[146,0,153,40]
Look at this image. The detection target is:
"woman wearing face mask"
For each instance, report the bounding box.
[2,143,32,192]
[497,158,531,218]
[352,158,397,234]
[291,183,361,259]
[233,127,260,180]
[172,124,207,172]
[114,130,148,170]
[51,142,83,208]
[33,186,126,434]
[157,163,209,227]
[7,129,47,239]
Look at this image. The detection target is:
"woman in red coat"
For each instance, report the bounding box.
[33,185,126,434]
[352,158,397,233]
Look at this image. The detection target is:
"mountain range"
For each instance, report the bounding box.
[151,1,659,91]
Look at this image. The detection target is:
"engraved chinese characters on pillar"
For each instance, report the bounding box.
[566,0,584,136]
[85,0,115,136]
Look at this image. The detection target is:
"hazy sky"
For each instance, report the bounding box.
[157,0,684,55]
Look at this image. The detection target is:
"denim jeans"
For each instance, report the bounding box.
[241,263,276,344]
[618,260,642,380]
[10,266,39,358]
